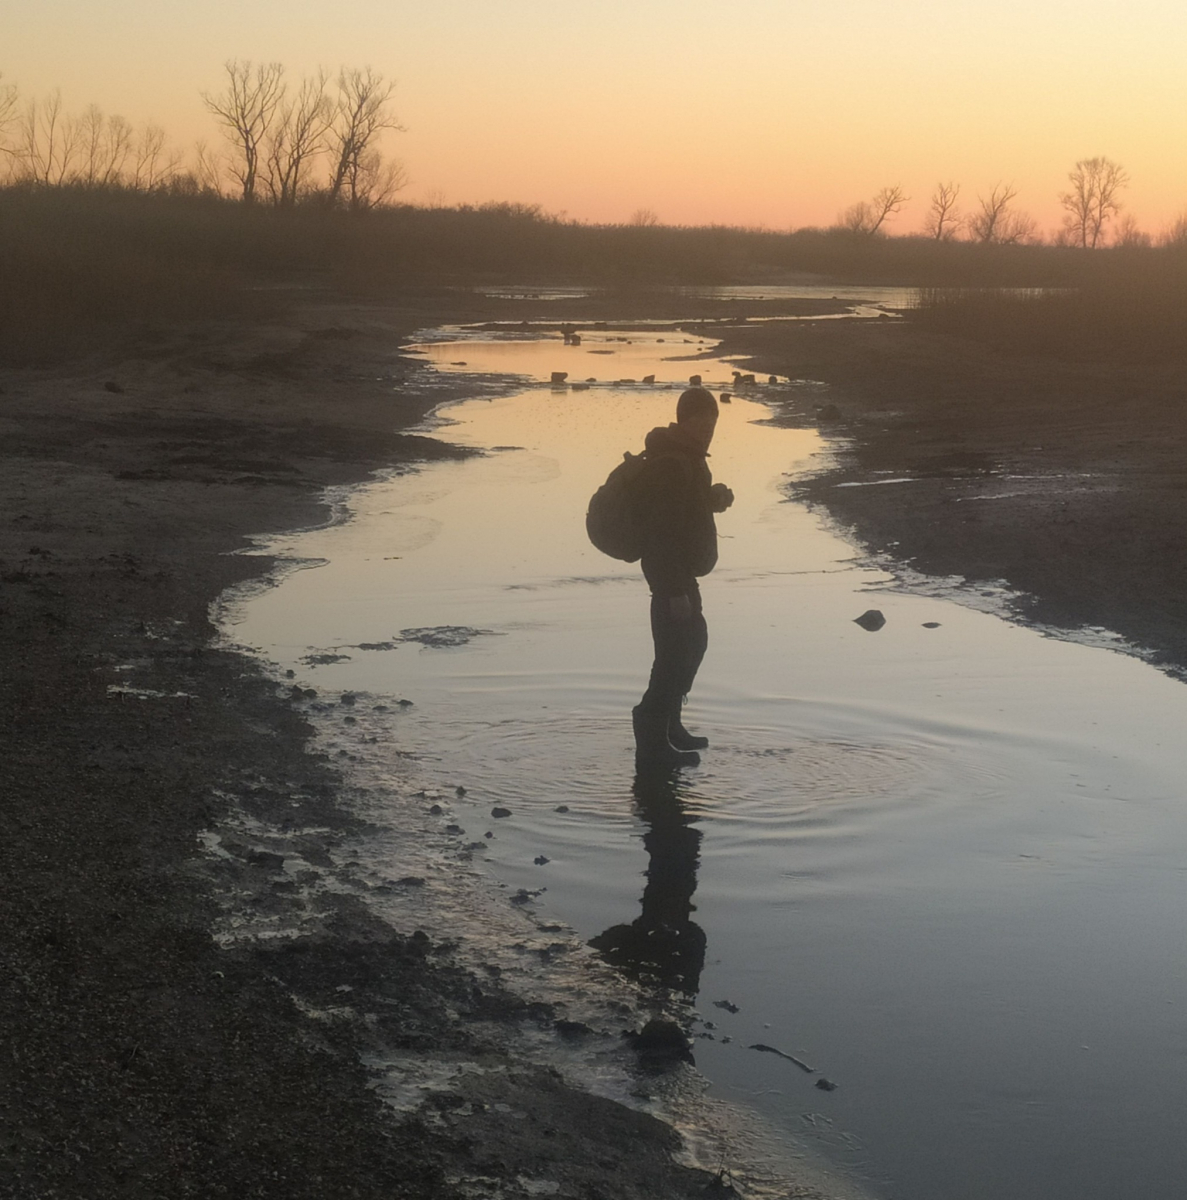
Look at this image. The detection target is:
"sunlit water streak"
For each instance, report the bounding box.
[226,327,1187,1200]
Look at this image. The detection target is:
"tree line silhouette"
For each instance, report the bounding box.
[0,62,405,210]
[3,61,1187,368]
[3,62,1185,245]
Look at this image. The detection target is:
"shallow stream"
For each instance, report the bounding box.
[228,325,1187,1200]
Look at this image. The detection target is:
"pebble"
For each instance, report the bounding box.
[554,805,570,813]
[491,806,512,819]
[534,855,550,865]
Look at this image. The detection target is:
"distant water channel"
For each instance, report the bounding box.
[229,324,1187,1200]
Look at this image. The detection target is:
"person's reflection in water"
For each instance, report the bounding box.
[589,770,705,996]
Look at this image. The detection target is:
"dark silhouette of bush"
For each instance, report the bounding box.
[914,246,1187,363]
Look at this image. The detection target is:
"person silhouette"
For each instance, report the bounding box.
[589,770,705,996]
[631,387,733,769]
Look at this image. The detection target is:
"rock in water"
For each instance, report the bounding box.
[550,371,568,385]
[854,609,886,632]
[689,374,702,386]
[631,1018,693,1064]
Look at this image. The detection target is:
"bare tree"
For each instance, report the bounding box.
[968,183,1015,243]
[967,183,1035,244]
[202,60,286,202]
[924,181,962,241]
[326,67,403,210]
[838,184,908,235]
[130,123,181,190]
[265,70,330,207]
[349,150,409,209]
[1112,213,1150,248]
[31,92,79,184]
[1161,214,1187,247]
[839,200,874,233]
[0,75,19,170]
[78,105,133,185]
[630,207,660,227]
[17,91,83,185]
[1060,156,1128,249]
[193,139,226,195]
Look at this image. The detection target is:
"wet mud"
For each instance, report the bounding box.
[711,317,1187,676]
[0,296,854,1199]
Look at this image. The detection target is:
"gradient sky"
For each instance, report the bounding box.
[5,0,1186,234]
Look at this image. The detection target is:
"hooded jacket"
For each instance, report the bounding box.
[636,423,719,598]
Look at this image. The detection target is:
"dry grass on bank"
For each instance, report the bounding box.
[914,255,1187,363]
[4,182,1187,365]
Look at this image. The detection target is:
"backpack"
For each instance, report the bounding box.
[586,450,693,562]
[585,450,650,562]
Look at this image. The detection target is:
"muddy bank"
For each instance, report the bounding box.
[0,299,760,1199]
[710,318,1187,676]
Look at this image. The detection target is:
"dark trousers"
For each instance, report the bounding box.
[638,584,708,714]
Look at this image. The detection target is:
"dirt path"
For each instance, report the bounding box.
[712,317,1187,677]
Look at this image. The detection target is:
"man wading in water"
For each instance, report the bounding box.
[633,387,734,769]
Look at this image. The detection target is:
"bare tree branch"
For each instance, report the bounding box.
[77,105,134,186]
[264,70,330,207]
[326,67,403,210]
[17,90,82,185]
[837,185,908,235]
[349,150,409,209]
[1060,156,1128,249]
[0,75,20,168]
[968,183,1021,244]
[193,139,227,195]
[924,181,962,241]
[130,124,181,191]
[1113,213,1150,248]
[202,60,286,202]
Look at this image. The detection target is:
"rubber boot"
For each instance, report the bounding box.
[668,704,709,751]
[633,706,700,769]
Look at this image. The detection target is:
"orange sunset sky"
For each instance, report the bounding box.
[4,0,1187,236]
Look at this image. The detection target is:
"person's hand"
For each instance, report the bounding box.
[669,594,693,621]
[710,482,735,512]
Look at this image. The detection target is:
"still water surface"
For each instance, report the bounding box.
[231,328,1187,1200]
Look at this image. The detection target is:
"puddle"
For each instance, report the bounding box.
[223,326,1187,1200]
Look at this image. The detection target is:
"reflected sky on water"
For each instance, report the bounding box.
[231,328,1187,1200]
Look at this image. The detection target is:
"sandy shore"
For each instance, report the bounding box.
[3,294,875,1200]
[712,316,1187,677]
